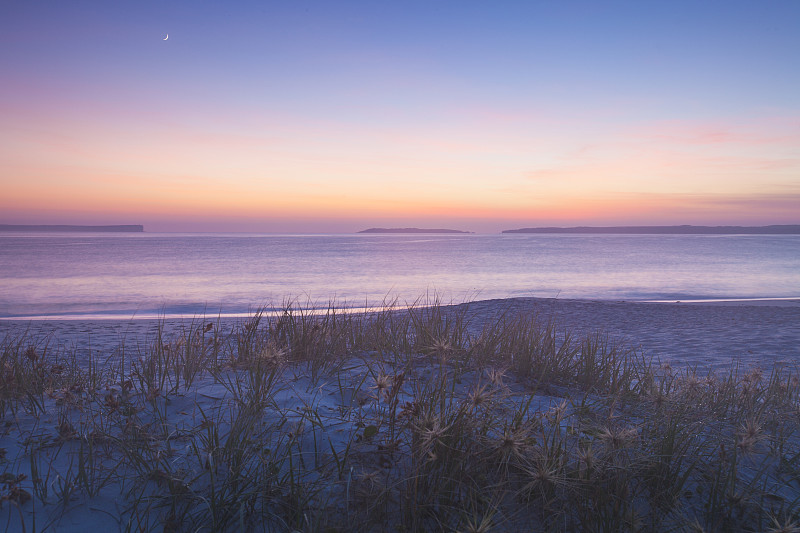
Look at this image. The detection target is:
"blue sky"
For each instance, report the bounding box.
[2,1,798,232]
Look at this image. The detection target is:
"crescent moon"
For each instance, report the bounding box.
[163,34,169,40]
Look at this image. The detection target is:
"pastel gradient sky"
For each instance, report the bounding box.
[2,1,799,233]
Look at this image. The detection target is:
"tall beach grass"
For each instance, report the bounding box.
[1,298,799,531]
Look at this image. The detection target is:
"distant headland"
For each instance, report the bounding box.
[358,228,473,234]
[0,224,144,232]
[502,225,800,234]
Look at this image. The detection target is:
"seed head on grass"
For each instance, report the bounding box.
[737,417,765,454]
[468,384,493,410]
[24,346,37,362]
[413,415,452,456]
[492,425,529,463]
[427,338,452,358]
[578,445,595,473]
[399,400,421,421]
[485,367,507,388]
[520,457,566,500]
[743,367,763,384]
[649,387,670,409]
[679,374,704,398]
[358,469,383,488]
[545,399,569,425]
[458,512,495,533]
[766,515,800,533]
[257,344,287,366]
[371,373,393,401]
[597,425,639,451]
[354,469,388,503]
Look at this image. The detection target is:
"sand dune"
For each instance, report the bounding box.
[2,297,799,531]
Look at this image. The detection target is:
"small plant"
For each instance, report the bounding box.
[0,299,798,531]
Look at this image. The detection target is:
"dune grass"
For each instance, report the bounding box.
[1,299,799,531]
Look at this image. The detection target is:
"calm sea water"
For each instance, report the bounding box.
[1,233,798,319]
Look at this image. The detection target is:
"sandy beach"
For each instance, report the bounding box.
[2,297,800,531]
[466,297,800,371]
[5,297,799,372]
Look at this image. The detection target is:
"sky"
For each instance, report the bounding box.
[1,1,799,233]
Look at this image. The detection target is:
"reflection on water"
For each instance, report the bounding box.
[1,233,798,319]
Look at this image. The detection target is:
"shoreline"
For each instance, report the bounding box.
[2,296,799,372]
[643,296,800,306]
[2,296,799,322]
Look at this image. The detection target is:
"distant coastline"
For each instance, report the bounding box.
[358,227,473,234]
[0,224,144,233]
[502,225,800,235]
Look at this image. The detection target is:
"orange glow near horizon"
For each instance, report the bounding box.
[4,109,798,232]
[2,3,799,233]
[5,178,798,233]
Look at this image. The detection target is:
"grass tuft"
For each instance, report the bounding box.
[1,298,798,531]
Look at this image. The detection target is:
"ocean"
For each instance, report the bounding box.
[1,232,799,320]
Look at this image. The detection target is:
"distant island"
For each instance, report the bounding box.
[502,225,800,235]
[359,228,473,234]
[0,224,144,232]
